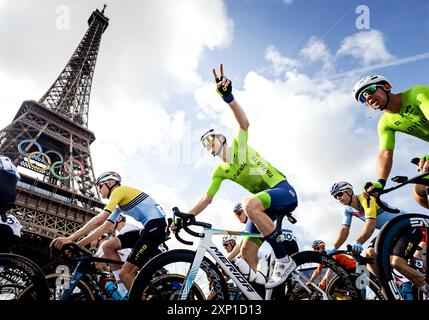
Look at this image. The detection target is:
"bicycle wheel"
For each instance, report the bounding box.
[0,253,49,301]
[327,272,386,300]
[137,273,206,300]
[0,284,26,300]
[129,249,229,301]
[375,213,428,300]
[275,250,361,300]
[44,273,97,300]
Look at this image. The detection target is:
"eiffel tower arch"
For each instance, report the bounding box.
[0,7,109,265]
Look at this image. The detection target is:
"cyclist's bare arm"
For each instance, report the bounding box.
[307,267,322,283]
[212,64,249,130]
[228,99,249,131]
[377,149,394,181]
[189,194,213,216]
[322,268,334,282]
[334,225,350,249]
[70,210,110,241]
[50,210,110,248]
[355,218,376,244]
[76,220,115,248]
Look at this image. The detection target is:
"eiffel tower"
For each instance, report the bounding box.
[0,6,109,264]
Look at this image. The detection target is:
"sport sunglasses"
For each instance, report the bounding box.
[333,191,344,199]
[359,85,380,104]
[202,135,215,148]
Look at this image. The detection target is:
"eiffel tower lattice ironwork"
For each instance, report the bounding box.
[0,6,109,242]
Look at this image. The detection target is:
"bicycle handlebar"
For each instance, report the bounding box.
[171,207,212,246]
[369,158,429,213]
[60,242,124,265]
[168,217,193,246]
[328,244,374,265]
[61,242,93,258]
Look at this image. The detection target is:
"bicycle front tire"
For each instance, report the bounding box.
[375,213,428,300]
[0,253,49,301]
[129,249,229,301]
[276,250,361,300]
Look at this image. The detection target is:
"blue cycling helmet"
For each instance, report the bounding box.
[330,181,353,196]
[233,202,242,213]
[312,240,325,249]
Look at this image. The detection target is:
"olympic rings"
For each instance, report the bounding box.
[50,161,72,180]
[44,150,64,163]
[18,139,42,157]
[17,138,85,180]
[64,158,84,177]
[27,151,51,172]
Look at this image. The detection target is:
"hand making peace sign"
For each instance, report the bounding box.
[212,64,234,103]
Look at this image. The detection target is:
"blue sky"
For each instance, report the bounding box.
[1,0,429,252]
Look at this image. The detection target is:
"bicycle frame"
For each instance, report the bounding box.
[58,256,107,300]
[54,245,125,300]
[180,228,264,300]
[327,249,378,300]
[179,227,313,301]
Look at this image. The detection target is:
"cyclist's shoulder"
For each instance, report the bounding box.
[211,163,228,177]
[406,85,429,96]
[377,109,399,126]
[356,193,378,207]
[342,204,355,214]
[111,185,144,197]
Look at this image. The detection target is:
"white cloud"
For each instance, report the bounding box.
[336,30,394,66]
[300,36,334,74]
[265,45,299,76]
[0,69,41,123]
[94,0,234,103]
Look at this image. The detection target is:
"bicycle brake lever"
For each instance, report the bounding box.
[284,212,297,224]
[287,215,297,224]
[411,158,420,166]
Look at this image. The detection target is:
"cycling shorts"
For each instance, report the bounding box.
[254,179,298,216]
[120,218,167,268]
[369,226,422,259]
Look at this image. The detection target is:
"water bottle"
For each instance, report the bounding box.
[401,282,413,300]
[105,281,123,300]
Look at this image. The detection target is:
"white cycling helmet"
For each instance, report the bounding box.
[200,128,226,148]
[352,74,392,103]
[96,171,121,185]
[222,235,237,245]
[330,181,353,196]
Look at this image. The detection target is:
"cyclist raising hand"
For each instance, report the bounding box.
[188,64,299,289]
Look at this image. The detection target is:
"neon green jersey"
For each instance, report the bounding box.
[206,129,286,197]
[378,85,429,150]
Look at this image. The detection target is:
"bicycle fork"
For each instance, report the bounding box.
[179,246,207,300]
